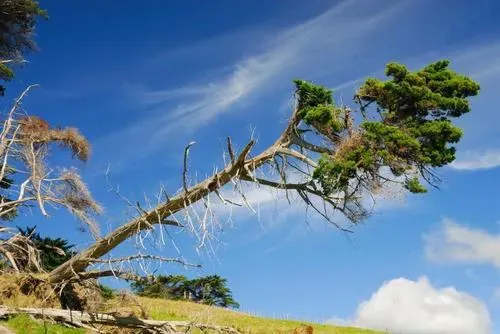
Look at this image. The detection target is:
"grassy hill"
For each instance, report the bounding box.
[1,296,382,333]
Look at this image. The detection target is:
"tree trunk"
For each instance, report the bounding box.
[48,109,299,284]
[48,143,282,284]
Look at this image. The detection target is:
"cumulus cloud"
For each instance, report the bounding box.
[424,218,500,268]
[450,150,500,171]
[353,277,491,334]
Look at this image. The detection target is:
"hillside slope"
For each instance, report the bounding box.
[1,296,382,333]
[135,297,382,333]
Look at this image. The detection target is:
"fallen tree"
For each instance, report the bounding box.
[0,306,241,333]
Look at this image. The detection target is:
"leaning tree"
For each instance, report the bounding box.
[0,3,483,333]
[41,59,478,284]
[0,36,480,284]
[0,57,480,331]
[0,0,482,294]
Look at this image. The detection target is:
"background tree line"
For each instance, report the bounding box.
[1,226,239,308]
[131,274,239,309]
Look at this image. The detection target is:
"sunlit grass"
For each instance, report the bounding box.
[136,296,382,334]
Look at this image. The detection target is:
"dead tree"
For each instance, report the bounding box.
[0,86,101,272]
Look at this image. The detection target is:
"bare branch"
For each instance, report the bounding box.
[182,141,196,193]
[226,136,235,163]
[276,147,317,167]
[242,175,312,191]
[158,219,184,227]
[88,255,200,267]
[290,132,332,154]
[74,270,148,281]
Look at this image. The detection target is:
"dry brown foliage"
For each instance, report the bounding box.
[0,273,59,308]
[19,116,91,161]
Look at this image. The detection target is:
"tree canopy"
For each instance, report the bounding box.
[17,226,76,271]
[131,274,239,308]
[301,60,479,206]
[0,0,46,96]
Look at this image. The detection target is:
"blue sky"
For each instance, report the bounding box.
[6,0,500,333]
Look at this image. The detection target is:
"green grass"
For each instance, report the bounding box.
[1,297,383,333]
[1,314,85,334]
[134,296,382,334]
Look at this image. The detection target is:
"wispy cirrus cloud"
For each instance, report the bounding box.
[93,0,411,167]
[424,218,500,268]
[450,150,500,171]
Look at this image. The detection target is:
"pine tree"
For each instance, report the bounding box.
[17,226,76,272]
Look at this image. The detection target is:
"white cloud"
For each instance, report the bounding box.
[352,276,492,334]
[449,150,500,171]
[424,218,500,268]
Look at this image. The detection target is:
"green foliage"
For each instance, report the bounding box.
[294,79,332,109]
[297,60,479,197]
[0,165,18,221]
[0,63,14,90]
[17,226,76,271]
[0,0,46,95]
[132,274,187,299]
[294,79,346,140]
[131,274,239,308]
[405,177,427,193]
[184,275,240,308]
[313,153,357,195]
[98,284,115,300]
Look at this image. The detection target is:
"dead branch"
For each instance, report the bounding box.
[48,137,259,283]
[0,306,241,333]
[88,255,200,267]
[290,132,332,154]
[183,141,196,193]
[73,270,146,282]
[226,137,235,164]
[47,110,306,282]
[0,87,100,235]
[0,230,43,273]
